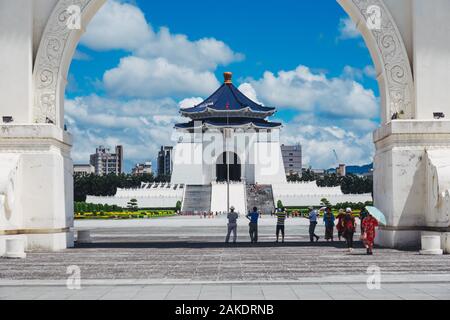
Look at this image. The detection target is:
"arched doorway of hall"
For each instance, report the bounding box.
[216,152,242,182]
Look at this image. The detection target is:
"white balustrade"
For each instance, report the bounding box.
[420,234,443,255]
[5,238,26,259]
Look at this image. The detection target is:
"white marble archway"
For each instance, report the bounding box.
[33,0,106,127]
[3,0,444,252]
[32,0,415,127]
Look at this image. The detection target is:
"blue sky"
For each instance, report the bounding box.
[66,0,380,172]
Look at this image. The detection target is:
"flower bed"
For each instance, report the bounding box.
[75,210,176,220]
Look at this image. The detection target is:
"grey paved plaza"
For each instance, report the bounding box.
[1,216,449,300]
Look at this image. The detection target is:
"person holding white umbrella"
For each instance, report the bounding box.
[362,207,387,255]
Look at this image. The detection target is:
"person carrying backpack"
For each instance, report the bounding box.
[336,209,345,241]
[342,208,356,252]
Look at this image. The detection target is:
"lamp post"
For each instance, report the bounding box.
[226,110,230,214]
[223,72,233,214]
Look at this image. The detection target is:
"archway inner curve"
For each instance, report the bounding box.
[32,0,415,128]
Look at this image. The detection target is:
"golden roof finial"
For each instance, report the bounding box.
[224,72,233,84]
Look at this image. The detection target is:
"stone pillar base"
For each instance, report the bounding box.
[422,231,450,254]
[377,229,450,253]
[0,235,26,256]
[445,233,450,254]
[0,125,74,252]
[420,234,443,255]
[374,121,450,250]
[376,228,422,249]
[5,238,26,259]
[27,231,74,252]
[1,230,74,253]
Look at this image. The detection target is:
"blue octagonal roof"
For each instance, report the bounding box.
[181,73,276,116]
[175,117,282,130]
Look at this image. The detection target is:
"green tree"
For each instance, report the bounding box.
[175,201,182,212]
[285,170,373,195]
[341,174,373,194]
[74,172,158,202]
[320,198,331,207]
[127,199,138,211]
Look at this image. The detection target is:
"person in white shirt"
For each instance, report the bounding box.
[308,207,320,243]
[225,206,239,244]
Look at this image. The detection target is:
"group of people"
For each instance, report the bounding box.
[225,206,261,244]
[225,205,379,255]
[309,206,379,255]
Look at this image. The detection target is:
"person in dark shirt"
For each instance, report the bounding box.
[323,207,335,242]
[246,207,259,243]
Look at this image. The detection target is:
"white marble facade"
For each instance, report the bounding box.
[171,129,287,186]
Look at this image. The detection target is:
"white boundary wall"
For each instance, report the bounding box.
[273,182,372,207]
[87,181,372,210]
[86,195,182,209]
[86,185,184,209]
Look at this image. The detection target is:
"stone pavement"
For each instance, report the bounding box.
[0,216,449,300]
[1,282,449,300]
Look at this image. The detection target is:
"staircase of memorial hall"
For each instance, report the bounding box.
[246,184,276,215]
[181,185,212,213]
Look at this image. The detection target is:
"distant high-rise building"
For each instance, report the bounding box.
[89,145,123,176]
[337,164,347,177]
[281,144,302,176]
[157,146,173,177]
[132,162,153,176]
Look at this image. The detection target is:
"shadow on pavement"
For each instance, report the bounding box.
[75,241,369,250]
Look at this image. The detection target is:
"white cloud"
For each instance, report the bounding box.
[237,83,262,104]
[343,65,377,80]
[103,56,220,98]
[243,64,380,169]
[81,0,243,71]
[245,65,378,119]
[280,120,375,169]
[79,0,243,100]
[66,74,79,93]
[73,50,91,61]
[338,17,361,40]
[80,0,152,51]
[343,65,364,80]
[135,27,244,71]
[363,65,377,79]
[178,97,204,109]
[65,94,184,166]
